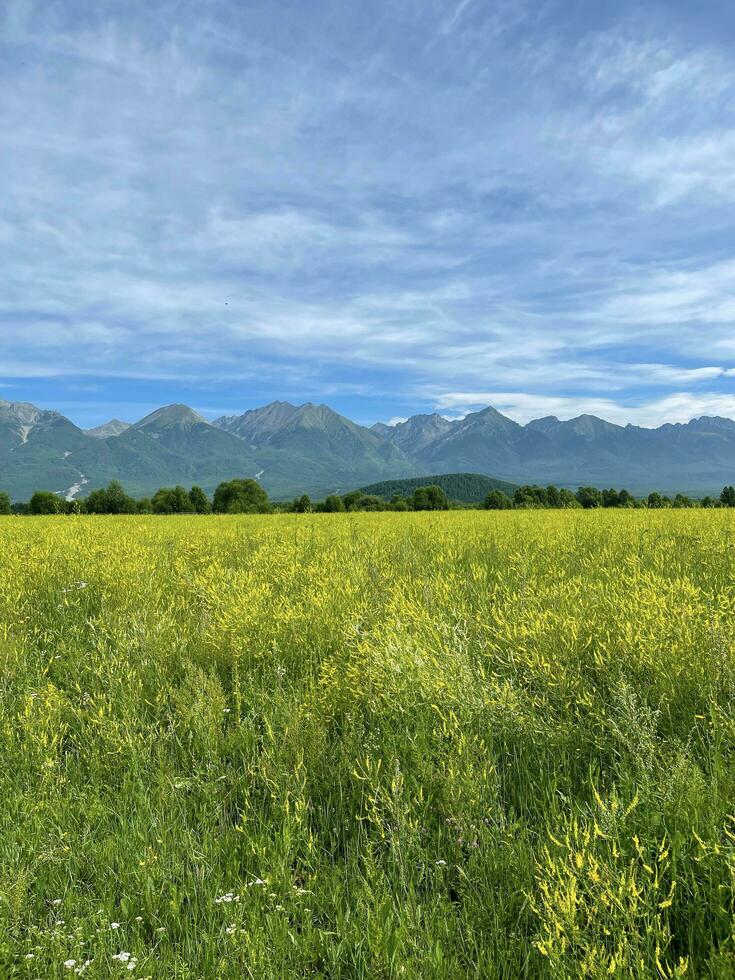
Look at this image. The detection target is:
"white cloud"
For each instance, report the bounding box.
[433,390,735,427]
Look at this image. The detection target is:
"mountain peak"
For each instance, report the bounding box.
[566,414,623,437]
[85,419,131,439]
[461,405,521,431]
[131,404,208,431]
[525,416,561,432]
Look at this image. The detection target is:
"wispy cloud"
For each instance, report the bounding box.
[439,0,478,35]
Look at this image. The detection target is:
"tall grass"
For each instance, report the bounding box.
[1,510,735,977]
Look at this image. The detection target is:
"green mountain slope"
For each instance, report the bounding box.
[213,402,418,495]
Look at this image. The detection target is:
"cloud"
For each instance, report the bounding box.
[439,0,477,35]
[2,0,735,427]
[433,390,735,428]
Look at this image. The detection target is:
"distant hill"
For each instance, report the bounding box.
[358,472,518,502]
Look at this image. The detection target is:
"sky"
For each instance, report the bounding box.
[3,0,735,429]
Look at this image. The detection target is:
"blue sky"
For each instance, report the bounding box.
[3,0,735,429]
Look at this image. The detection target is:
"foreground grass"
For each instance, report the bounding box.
[1,510,735,977]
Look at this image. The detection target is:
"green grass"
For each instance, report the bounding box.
[1,510,735,977]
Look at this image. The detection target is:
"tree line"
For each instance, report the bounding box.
[483,484,735,509]
[2,480,735,516]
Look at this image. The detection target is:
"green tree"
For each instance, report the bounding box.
[720,486,735,507]
[293,494,312,513]
[355,494,386,511]
[86,480,137,515]
[411,485,449,511]
[483,489,513,510]
[701,496,718,508]
[647,492,665,509]
[189,486,211,514]
[576,487,602,509]
[137,497,154,514]
[0,491,10,515]
[545,485,562,508]
[322,494,345,513]
[29,491,63,515]
[152,486,195,514]
[342,491,364,510]
[213,478,270,514]
[601,488,620,508]
[514,485,548,508]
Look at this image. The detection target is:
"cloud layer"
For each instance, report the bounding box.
[2,0,735,427]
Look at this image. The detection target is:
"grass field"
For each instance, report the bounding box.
[2,511,735,978]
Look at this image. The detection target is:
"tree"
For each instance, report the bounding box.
[514,485,548,508]
[483,489,513,510]
[701,496,718,508]
[673,493,693,508]
[647,492,665,509]
[576,487,602,509]
[355,494,386,511]
[618,489,634,508]
[213,478,270,514]
[152,486,195,514]
[0,491,10,516]
[558,488,580,508]
[293,494,312,513]
[322,494,345,512]
[86,480,137,514]
[137,497,154,514]
[342,491,364,510]
[601,488,620,508]
[720,486,735,507]
[29,491,64,515]
[189,486,211,514]
[411,485,449,511]
[545,485,562,508]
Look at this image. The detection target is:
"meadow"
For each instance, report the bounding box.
[2,510,735,978]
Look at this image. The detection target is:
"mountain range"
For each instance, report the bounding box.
[1,397,734,501]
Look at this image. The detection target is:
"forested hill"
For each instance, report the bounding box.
[358,472,518,503]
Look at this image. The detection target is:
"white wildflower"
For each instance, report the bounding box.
[110,921,121,929]
[64,961,77,970]
[435,860,447,866]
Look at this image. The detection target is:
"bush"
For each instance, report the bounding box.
[29,491,65,515]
